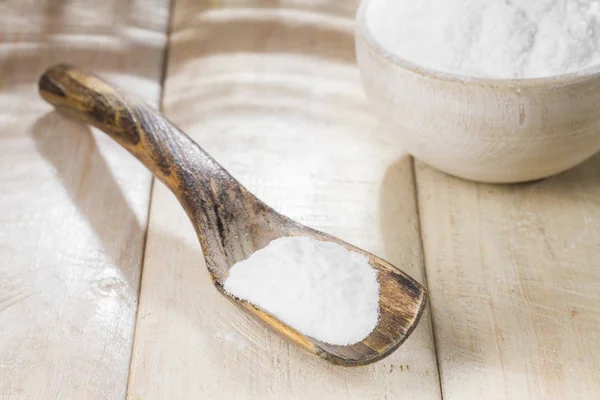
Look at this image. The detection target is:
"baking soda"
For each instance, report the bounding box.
[366,0,600,79]
[224,236,379,346]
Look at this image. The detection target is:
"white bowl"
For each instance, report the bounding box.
[355,0,600,183]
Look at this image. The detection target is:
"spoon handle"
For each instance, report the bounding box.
[39,64,228,188]
[38,63,254,255]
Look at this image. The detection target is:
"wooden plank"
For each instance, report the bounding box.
[0,1,169,398]
[416,160,600,400]
[126,1,441,398]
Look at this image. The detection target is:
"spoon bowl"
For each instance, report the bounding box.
[39,64,427,366]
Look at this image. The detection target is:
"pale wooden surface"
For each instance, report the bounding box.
[416,160,600,400]
[3,0,600,399]
[125,0,440,399]
[0,0,168,398]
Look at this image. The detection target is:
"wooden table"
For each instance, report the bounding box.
[1,0,599,399]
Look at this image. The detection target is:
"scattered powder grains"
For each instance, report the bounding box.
[224,236,380,346]
[366,0,600,79]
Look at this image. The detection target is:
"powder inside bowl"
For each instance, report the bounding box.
[224,236,380,346]
[365,0,600,79]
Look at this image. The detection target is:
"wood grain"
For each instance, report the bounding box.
[126,0,441,397]
[0,1,168,398]
[416,161,600,399]
[39,64,427,366]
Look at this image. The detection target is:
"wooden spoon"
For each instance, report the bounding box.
[38,64,427,366]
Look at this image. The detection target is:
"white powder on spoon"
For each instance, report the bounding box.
[224,236,380,346]
[366,0,600,79]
